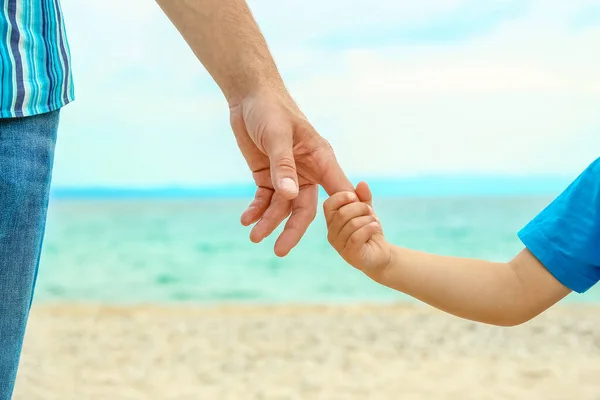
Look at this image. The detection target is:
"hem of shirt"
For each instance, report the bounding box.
[0,95,75,119]
[518,227,597,293]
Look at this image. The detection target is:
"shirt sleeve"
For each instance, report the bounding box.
[518,157,600,293]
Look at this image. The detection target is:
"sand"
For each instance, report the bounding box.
[13,303,600,400]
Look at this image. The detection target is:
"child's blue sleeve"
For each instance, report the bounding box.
[518,158,600,293]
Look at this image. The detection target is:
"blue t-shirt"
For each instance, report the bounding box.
[519,157,600,293]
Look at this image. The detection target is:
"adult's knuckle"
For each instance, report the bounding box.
[257,122,285,153]
[276,156,295,169]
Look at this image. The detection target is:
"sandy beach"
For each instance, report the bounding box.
[14,303,600,400]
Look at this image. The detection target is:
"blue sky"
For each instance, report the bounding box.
[53,0,600,188]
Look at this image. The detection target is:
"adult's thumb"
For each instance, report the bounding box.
[267,139,299,200]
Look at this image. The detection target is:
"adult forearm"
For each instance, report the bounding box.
[156,0,285,105]
[375,247,552,326]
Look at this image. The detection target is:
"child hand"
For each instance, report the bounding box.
[324,182,391,278]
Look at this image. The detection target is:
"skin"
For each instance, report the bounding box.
[324,182,572,327]
[156,0,354,256]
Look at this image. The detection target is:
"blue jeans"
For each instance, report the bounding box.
[0,111,59,399]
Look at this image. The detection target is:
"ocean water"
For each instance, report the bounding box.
[35,196,600,304]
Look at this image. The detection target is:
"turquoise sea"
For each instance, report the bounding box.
[36,195,600,305]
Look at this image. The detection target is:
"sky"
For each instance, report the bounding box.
[53,0,600,188]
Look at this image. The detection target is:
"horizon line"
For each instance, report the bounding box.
[49,175,573,199]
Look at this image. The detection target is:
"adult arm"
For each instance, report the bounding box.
[157,0,354,256]
[156,0,283,105]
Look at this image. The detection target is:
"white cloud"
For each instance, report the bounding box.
[283,0,600,176]
[52,0,600,186]
[249,0,471,39]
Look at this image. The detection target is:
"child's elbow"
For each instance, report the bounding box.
[489,309,541,327]
[493,315,531,327]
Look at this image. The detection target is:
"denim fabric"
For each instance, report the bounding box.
[0,111,59,399]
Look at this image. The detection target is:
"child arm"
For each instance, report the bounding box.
[324,182,573,327]
[389,159,600,325]
[376,247,571,326]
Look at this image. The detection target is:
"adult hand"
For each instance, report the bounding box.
[229,87,353,257]
[158,0,351,256]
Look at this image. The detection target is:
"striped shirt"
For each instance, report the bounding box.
[0,0,74,118]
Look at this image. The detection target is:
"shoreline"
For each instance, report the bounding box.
[27,300,600,311]
[16,303,600,399]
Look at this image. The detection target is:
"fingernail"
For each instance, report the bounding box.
[279,178,298,194]
[367,205,373,214]
[347,192,357,201]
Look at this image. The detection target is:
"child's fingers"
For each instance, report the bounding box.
[343,221,381,255]
[327,202,373,244]
[335,215,378,249]
[323,191,357,226]
[355,181,373,207]
[355,181,382,223]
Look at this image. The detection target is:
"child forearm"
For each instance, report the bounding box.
[374,247,571,326]
[322,186,572,326]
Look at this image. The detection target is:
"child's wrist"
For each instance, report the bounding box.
[364,241,395,284]
[370,245,411,295]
